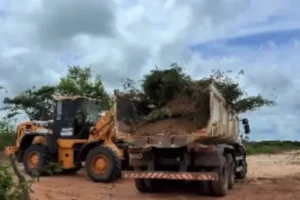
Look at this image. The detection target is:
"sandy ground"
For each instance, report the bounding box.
[26,151,300,200]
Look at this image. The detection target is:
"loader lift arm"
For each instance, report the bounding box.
[83,106,128,183]
[88,109,116,143]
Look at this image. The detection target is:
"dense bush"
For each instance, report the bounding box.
[0,163,32,200]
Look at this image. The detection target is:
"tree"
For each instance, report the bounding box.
[2,66,110,120]
[57,66,110,109]
[2,86,57,120]
[208,69,275,113]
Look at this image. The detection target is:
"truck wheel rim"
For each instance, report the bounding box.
[92,155,109,175]
[28,152,40,169]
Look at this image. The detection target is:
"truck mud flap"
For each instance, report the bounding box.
[122,171,218,181]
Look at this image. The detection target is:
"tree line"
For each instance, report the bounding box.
[0,65,275,123]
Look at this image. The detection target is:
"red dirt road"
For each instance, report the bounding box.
[30,151,300,200]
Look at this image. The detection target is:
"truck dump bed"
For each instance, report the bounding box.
[115,81,240,147]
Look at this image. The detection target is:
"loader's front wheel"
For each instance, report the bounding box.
[85,146,121,182]
[23,144,50,176]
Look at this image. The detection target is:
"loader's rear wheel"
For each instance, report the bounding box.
[210,158,229,197]
[23,144,50,176]
[85,146,121,182]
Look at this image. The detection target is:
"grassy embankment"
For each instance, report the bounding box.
[0,133,300,158]
[245,140,300,155]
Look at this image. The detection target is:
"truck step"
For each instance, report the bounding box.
[122,171,218,181]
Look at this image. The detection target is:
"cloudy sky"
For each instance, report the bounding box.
[0,0,300,141]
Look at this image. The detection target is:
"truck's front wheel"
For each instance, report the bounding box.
[236,158,247,180]
[85,146,121,182]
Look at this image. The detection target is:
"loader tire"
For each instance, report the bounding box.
[85,146,121,182]
[23,144,50,176]
[210,157,229,197]
[225,154,235,189]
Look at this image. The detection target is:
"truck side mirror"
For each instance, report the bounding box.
[241,118,250,134]
[242,118,248,125]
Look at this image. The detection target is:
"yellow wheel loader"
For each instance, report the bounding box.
[5,95,131,182]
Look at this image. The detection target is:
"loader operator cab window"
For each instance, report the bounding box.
[73,100,102,139]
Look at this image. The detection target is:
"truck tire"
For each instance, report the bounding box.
[225,154,235,189]
[135,179,150,193]
[85,146,121,182]
[134,178,164,193]
[210,157,229,197]
[236,158,247,180]
[23,144,50,176]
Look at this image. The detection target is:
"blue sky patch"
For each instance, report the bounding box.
[190,28,300,58]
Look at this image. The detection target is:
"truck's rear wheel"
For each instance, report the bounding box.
[135,179,150,193]
[210,159,229,197]
[225,154,235,189]
[23,144,50,176]
[85,146,121,182]
[134,179,164,193]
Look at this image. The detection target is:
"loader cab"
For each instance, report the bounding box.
[52,96,102,139]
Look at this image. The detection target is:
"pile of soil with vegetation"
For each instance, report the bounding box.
[120,66,212,136]
[119,65,274,136]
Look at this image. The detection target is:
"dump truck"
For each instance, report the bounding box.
[116,80,250,197]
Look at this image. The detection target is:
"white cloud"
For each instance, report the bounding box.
[0,0,300,140]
